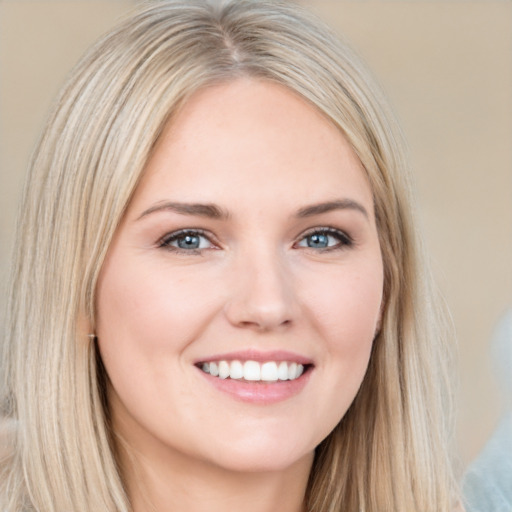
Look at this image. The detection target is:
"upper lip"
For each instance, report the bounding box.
[194,349,314,366]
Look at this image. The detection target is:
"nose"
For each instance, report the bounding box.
[224,250,299,332]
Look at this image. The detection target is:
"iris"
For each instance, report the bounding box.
[307,233,329,248]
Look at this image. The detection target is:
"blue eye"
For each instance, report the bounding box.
[159,230,213,252]
[305,233,330,248]
[296,229,352,250]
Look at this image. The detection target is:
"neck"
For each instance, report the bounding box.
[117,438,313,512]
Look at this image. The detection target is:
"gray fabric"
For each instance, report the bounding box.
[463,310,512,512]
[463,413,512,512]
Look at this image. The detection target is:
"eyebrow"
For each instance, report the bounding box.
[137,201,230,220]
[296,199,369,219]
[137,198,368,221]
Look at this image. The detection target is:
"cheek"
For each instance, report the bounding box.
[94,254,222,430]
[303,260,383,347]
[96,255,219,354]
[281,261,383,446]
[300,257,383,409]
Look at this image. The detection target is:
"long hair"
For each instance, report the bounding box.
[1,1,456,510]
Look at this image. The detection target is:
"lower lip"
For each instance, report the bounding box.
[197,368,312,404]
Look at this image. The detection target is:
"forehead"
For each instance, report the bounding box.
[129,78,374,217]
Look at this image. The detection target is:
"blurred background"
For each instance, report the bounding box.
[1,0,511,471]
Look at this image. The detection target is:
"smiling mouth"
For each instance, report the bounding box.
[197,360,311,382]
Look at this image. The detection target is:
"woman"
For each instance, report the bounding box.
[0,0,458,510]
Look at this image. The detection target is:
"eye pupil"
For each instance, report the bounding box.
[178,234,200,249]
[308,233,329,248]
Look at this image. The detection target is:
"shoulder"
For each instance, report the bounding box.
[463,413,512,512]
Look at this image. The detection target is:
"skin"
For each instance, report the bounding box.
[96,78,384,512]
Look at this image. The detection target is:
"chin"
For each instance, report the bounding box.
[213,451,313,475]
[200,435,316,474]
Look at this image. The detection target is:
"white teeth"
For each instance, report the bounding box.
[261,362,278,381]
[209,362,219,377]
[230,360,243,379]
[200,359,307,381]
[218,360,230,379]
[243,361,261,381]
[278,361,288,381]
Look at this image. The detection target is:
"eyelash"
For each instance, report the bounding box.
[158,229,214,254]
[294,227,354,251]
[157,227,354,254]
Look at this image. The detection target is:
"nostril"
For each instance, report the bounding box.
[239,317,292,332]
[222,266,299,331]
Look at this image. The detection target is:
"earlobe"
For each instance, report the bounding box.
[77,313,96,342]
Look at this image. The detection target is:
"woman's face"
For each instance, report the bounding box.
[96,79,383,474]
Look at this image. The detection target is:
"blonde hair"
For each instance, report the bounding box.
[1,1,457,510]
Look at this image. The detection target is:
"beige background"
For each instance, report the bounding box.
[1,0,511,469]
